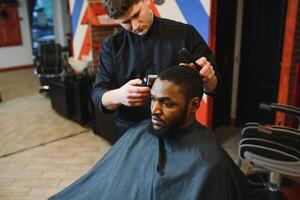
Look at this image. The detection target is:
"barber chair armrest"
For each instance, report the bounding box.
[244,151,300,177]
[260,103,300,118]
[257,125,300,141]
[33,68,38,76]
[244,122,260,127]
[34,69,65,80]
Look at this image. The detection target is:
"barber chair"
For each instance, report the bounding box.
[49,80,72,118]
[65,75,94,125]
[34,43,67,94]
[47,74,94,125]
[239,103,300,200]
[93,108,118,144]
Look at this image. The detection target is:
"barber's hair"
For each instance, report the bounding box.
[101,0,140,19]
[158,65,203,101]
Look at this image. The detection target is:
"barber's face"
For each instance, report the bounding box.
[116,0,153,36]
[150,78,189,131]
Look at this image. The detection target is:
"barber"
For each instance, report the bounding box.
[91,0,219,136]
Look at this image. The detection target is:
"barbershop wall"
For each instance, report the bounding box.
[53,0,70,48]
[0,1,33,69]
[156,0,211,42]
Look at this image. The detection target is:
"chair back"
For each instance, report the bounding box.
[37,43,63,74]
[240,125,300,162]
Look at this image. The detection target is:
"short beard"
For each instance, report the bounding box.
[151,102,189,138]
[150,126,171,138]
[168,102,189,131]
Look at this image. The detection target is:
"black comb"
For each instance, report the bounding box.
[178,47,202,72]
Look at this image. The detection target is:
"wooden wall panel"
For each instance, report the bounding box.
[0,4,22,47]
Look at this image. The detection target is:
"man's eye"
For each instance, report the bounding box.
[163,102,172,108]
[132,12,139,19]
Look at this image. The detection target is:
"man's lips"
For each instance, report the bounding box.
[152,117,164,126]
[134,26,147,34]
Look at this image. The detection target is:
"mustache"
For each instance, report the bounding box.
[133,29,141,33]
[133,29,144,34]
[133,25,147,33]
[152,115,163,122]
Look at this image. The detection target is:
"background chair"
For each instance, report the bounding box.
[34,43,67,94]
[259,103,300,130]
[239,103,300,200]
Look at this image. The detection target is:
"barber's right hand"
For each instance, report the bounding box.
[117,79,151,107]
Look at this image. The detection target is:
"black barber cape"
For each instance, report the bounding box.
[49,120,251,200]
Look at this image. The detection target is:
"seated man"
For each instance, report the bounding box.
[49,66,252,200]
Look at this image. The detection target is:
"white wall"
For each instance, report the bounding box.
[0,1,33,68]
[53,0,70,48]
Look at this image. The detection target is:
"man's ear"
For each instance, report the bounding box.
[188,97,201,113]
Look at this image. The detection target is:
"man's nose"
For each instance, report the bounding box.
[131,19,140,32]
[151,101,162,114]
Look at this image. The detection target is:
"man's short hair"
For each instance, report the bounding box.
[158,65,203,101]
[102,0,140,19]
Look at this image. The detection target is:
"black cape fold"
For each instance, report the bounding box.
[49,120,251,200]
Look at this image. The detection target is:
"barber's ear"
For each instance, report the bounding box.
[141,0,151,6]
[189,97,201,113]
[144,0,151,5]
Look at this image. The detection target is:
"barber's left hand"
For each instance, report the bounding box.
[180,57,218,94]
[179,57,215,83]
[195,57,215,83]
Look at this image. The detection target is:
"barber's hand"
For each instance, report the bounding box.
[180,57,217,94]
[117,79,151,107]
[195,57,215,83]
[180,57,215,83]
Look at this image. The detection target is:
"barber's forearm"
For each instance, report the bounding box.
[203,75,218,94]
[101,89,122,111]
